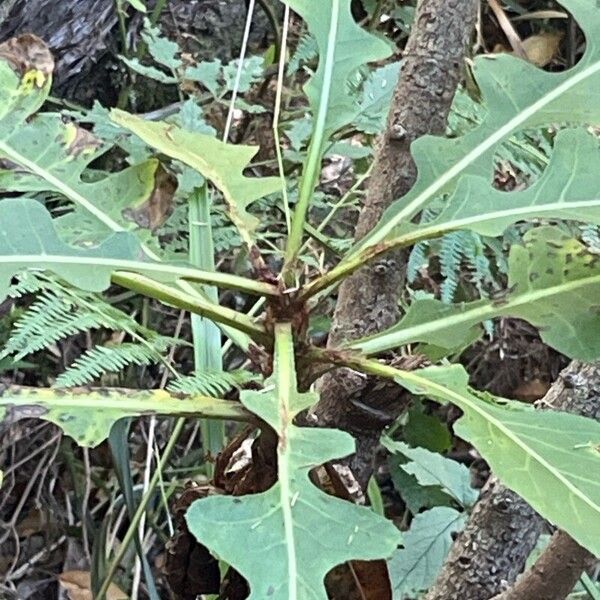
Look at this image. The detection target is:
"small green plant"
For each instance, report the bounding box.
[1,0,600,598]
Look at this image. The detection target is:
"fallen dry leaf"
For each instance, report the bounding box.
[58,570,127,600]
[521,32,564,67]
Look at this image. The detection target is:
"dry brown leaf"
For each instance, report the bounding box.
[513,379,551,402]
[16,507,48,537]
[521,32,564,67]
[58,570,127,600]
[0,34,54,78]
[122,164,176,231]
[488,0,528,59]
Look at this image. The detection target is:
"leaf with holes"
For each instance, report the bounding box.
[111,110,281,248]
[351,227,600,360]
[186,324,401,600]
[390,364,600,557]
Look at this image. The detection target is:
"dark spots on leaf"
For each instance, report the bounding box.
[545,268,554,275]
[529,272,539,282]
[590,305,600,316]
[233,498,242,504]
[546,240,563,249]
[57,412,75,422]
[564,269,570,277]
[267,585,274,595]
[565,253,573,264]
[547,251,558,259]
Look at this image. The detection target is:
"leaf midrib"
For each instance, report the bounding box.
[351,56,600,254]
[352,273,600,354]
[398,371,600,518]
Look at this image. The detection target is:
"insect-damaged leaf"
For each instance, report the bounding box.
[0,36,169,246]
[0,385,246,447]
[186,324,401,600]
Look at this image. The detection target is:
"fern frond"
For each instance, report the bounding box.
[3,274,155,361]
[55,336,177,387]
[407,241,428,283]
[439,231,468,303]
[167,369,260,396]
[2,291,111,360]
[288,34,318,75]
[462,233,494,296]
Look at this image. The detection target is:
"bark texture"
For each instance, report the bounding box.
[0,0,274,105]
[423,477,544,600]
[311,0,478,489]
[491,531,596,600]
[425,360,600,600]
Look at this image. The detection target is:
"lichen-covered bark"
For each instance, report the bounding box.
[311,0,478,489]
[425,361,600,600]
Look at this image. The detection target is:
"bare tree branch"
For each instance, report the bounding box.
[491,530,596,600]
[311,0,478,490]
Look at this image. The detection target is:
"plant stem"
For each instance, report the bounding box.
[273,3,292,235]
[282,0,340,283]
[112,272,270,343]
[299,227,435,301]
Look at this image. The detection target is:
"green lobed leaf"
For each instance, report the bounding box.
[282,0,392,138]
[0,385,247,447]
[403,128,600,243]
[0,45,164,244]
[383,439,478,509]
[111,109,281,248]
[351,227,600,360]
[0,199,274,300]
[186,324,402,600]
[352,0,600,253]
[388,457,455,515]
[354,61,402,134]
[0,199,145,301]
[392,364,600,557]
[388,507,466,599]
